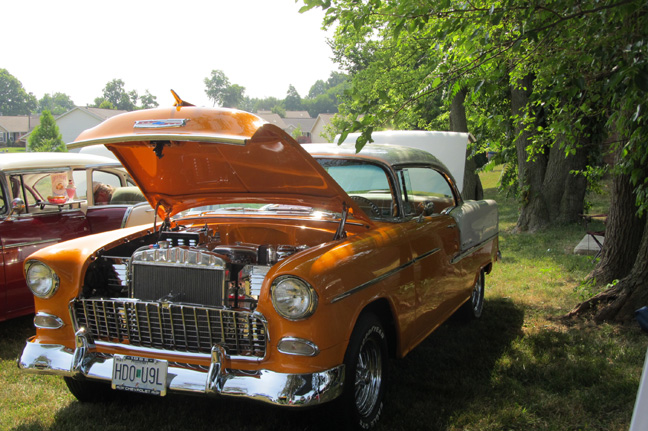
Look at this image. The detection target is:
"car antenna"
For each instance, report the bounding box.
[170,89,195,107]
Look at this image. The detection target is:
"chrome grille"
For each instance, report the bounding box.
[72,299,266,358]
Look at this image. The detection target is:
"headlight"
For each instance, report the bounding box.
[271,276,318,320]
[25,261,59,298]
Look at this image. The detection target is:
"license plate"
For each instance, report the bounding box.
[112,355,167,396]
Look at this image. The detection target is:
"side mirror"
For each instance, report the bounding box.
[7,198,25,220]
[422,201,435,216]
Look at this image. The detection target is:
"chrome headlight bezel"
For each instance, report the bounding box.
[25,260,59,299]
[271,275,318,321]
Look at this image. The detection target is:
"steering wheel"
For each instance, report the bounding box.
[350,195,381,218]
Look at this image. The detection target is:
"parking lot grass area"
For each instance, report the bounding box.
[1,167,645,431]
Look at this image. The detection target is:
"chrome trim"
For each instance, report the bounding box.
[92,340,263,363]
[18,340,345,407]
[69,133,248,149]
[277,337,320,357]
[450,232,498,265]
[331,247,440,303]
[3,238,60,250]
[120,205,134,228]
[134,119,188,129]
[33,312,65,329]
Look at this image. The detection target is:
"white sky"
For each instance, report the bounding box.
[4,0,336,108]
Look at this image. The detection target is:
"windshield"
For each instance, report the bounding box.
[316,158,398,220]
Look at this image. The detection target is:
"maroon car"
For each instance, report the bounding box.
[0,152,152,321]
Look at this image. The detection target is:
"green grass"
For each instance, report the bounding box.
[0,147,26,153]
[1,166,645,431]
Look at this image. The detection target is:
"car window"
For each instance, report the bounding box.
[398,167,456,216]
[9,173,68,214]
[72,169,88,200]
[91,170,122,205]
[316,158,397,220]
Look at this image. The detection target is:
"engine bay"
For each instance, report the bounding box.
[80,223,312,311]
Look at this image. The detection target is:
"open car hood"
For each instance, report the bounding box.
[70,105,371,224]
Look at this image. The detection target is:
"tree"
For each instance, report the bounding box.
[38,92,75,115]
[0,69,37,115]
[27,110,66,152]
[139,90,159,109]
[302,0,648,322]
[285,85,303,111]
[93,79,137,111]
[204,70,247,108]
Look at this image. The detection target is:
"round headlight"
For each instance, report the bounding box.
[25,261,59,298]
[271,276,318,320]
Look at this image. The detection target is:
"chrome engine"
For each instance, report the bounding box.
[80,226,307,312]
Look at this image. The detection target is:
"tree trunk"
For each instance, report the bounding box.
[568,216,648,323]
[588,169,646,285]
[542,136,588,224]
[511,74,550,231]
[450,87,483,201]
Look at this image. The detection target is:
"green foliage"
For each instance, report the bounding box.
[27,110,66,152]
[38,92,75,115]
[301,0,648,214]
[93,79,138,111]
[0,68,37,115]
[139,90,159,109]
[284,85,303,111]
[204,70,245,108]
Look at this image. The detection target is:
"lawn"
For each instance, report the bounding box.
[0,166,645,431]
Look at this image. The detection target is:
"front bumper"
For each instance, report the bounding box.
[18,332,344,407]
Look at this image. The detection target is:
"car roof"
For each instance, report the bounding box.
[0,152,121,172]
[303,143,454,178]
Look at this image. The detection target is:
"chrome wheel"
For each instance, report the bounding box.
[343,313,388,429]
[354,335,383,416]
[470,271,485,318]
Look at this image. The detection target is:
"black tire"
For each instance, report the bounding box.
[64,376,114,402]
[342,313,388,429]
[459,270,485,320]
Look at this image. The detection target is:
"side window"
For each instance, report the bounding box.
[399,167,456,217]
[91,170,122,205]
[72,169,88,200]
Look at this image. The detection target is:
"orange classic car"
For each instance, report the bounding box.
[19,95,498,429]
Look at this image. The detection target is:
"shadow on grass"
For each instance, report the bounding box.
[0,315,35,361]
[8,298,524,431]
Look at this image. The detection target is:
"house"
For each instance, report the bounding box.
[0,115,39,147]
[310,113,335,143]
[55,107,127,145]
[255,110,325,143]
[18,107,127,148]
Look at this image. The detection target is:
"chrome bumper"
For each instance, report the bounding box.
[18,334,344,407]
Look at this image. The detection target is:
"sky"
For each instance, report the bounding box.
[4,0,337,108]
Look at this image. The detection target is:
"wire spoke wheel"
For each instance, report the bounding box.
[343,313,388,429]
[354,335,383,416]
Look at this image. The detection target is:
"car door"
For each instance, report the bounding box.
[397,166,467,345]
[0,171,91,320]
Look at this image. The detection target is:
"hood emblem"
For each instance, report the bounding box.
[134,119,188,129]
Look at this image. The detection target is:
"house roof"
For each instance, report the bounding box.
[255,112,287,129]
[285,110,311,119]
[55,106,128,122]
[283,117,316,132]
[0,115,40,133]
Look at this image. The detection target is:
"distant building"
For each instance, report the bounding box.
[17,107,127,149]
[255,110,332,143]
[0,115,40,147]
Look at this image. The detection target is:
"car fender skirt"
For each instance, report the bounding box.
[18,340,345,407]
